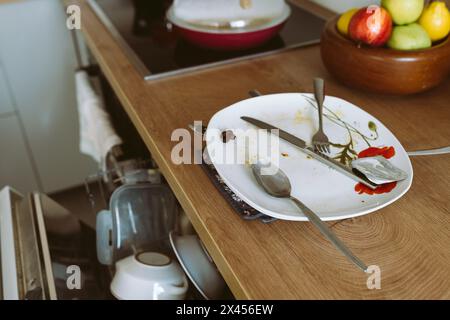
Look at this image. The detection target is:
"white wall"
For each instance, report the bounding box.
[0,0,97,193]
[312,0,380,13]
[0,115,40,193]
[0,62,14,115]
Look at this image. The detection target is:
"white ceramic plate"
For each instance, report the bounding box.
[169,232,226,300]
[206,93,413,221]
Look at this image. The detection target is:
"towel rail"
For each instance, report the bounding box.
[67,3,125,166]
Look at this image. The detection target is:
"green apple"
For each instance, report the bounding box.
[381,0,424,25]
[387,23,432,50]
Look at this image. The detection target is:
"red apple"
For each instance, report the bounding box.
[348,6,393,47]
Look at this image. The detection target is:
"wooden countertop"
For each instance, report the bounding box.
[72,0,450,299]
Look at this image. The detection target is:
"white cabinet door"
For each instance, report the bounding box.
[0,61,13,115]
[0,115,39,192]
[0,0,97,193]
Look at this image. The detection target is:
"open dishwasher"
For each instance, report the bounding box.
[0,186,110,299]
[0,65,229,300]
[0,156,180,300]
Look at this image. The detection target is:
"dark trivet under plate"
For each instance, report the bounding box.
[200,151,277,224]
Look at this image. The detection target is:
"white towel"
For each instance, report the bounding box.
[173,0,286,22]
[75,70,122,167]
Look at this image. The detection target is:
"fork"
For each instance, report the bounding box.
[312,78,331,154]
[248,89,450,157]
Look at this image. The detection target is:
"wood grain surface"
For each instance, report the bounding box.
[70,0,450,299]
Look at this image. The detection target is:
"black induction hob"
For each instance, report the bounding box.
[88,0,326,80]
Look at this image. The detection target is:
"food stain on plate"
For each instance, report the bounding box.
[354,146,398,195]
[260,112,290,123]
[355,182,397,195]
[293,110,313,125]
[332,109,344,119]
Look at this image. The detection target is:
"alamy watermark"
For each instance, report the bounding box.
[66,5,81,30]
[66,265,81,290]
[171,121,281,175]
[366,265,381,290]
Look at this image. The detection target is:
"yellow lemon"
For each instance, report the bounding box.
[337,8,359,35]
[419,1,450,42]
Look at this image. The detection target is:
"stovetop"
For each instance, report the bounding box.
[88,0,326,80]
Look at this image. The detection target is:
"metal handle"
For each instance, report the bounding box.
[290,196,368,272]
[407,146,450,156]
[314,78,325,130]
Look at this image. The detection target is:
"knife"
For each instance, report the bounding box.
[241,116,378,189]
[407,146,450,156]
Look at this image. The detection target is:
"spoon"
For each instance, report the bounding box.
[251,161,368,272]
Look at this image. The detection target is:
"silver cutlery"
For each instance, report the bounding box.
[248,90,450,158]
[312,78,330,153]
[407,146,450,156]
[191,118,407,185]
[251,161,368,272]
[352,156,408,184]
[188,123,277,224]
[241,116,379,189]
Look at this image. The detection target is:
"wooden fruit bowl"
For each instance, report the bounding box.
[320,16,450,95]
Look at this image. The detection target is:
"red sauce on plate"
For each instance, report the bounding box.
[354,146,398,195]
[357,146,395,159]
[355,181,397,195]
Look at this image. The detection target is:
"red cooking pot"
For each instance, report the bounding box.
[166,4,291,51]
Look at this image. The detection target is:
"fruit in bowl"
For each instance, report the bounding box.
[419,1,450,41]
[381,0,424,25]
[337,1,450,50]
[348,6,393,47]
[320,16,450,94]
[387,23,431,50]
[337,8,359,35]
[320,0,450,95]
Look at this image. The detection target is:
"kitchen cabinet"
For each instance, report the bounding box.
[0,115,39,192]
[0,0,97,193]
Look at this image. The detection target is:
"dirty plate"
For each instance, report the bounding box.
[205,93,413,221]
